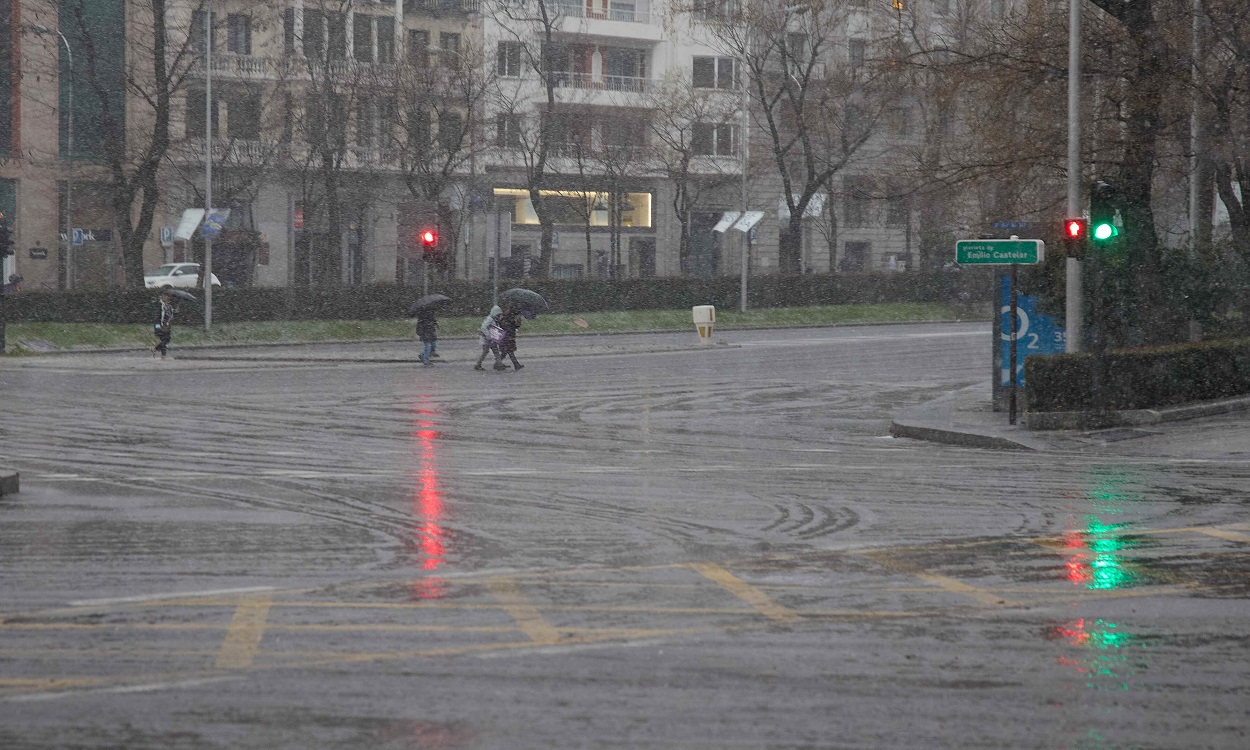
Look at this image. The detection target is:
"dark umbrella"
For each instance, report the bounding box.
[408,294,451,317]
[500,288,548,313]
[161,288,200,306]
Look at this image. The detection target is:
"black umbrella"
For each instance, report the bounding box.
[408,294,451,317]
[160,288,200,306]
[500,288,548,313]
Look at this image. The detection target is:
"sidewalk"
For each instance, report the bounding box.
[891,382,1250,455]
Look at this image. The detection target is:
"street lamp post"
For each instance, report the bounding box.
[204,0,215,331]
[1065,0,1082,353]
[32,26,74,290]
[739,57,750,313]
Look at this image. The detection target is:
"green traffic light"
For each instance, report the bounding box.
[1092,222,1117,241]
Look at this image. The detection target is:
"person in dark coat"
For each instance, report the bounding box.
[498,305,523,371]
[151,290,175,360]
[416,309,438,366]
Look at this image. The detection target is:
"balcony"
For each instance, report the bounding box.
[405,0,480,14]
[551,71,654,94]
[554,2,652,23]
[190,53,399,84]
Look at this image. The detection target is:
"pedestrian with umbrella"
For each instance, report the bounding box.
[410,294,450,366]
[150,288,196,360]
[495,288,547,372]
[475,305,504,371]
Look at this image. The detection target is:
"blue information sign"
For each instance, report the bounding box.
[999,275,1066,387]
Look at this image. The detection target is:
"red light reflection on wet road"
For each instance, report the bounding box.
[411,400,445,599]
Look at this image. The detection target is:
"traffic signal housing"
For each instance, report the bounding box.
[419,227,439,258]
[1062,218,1087,258]
[1089,180,1120,247]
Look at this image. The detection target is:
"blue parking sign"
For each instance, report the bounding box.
[999,275,1066,386]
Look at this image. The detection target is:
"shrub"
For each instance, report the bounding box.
[1025,338,1250,412]
[4,271,992,324]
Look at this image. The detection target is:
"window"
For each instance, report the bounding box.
[302,11,323,58]
[849,0,868,8]
[609,1,636,21]
[226,14,251,55]
[408,108,431,149]
[377,17,395,63]
[887,106,910,137]
[933,0,950,14]
[841,241,869,272]
[228,90,262,140]
[185,90,220,138]
[784,33,808,62]
[496,113,522,147]
[283,9,296,54]
[190,11,216,53]
[438,111,463,151]
[990,0,1005,16]
[848,39,866,69]
[440,33,461,67]
[693,0,737,22]
[353,15,373,62]
[692,122,736,156]
[693,56,736,89]
[327,13,347,60]
[497,41,523,77]
[281,95,294,143]
[357,99,376,147]
[844,177,873,227]
[408,30,429,66]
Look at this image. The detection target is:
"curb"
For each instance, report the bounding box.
[1025,394,1250,430]
[888,421,1036,451]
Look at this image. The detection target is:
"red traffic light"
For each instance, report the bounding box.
[1063,218,1087,241]
[420,229,437,247]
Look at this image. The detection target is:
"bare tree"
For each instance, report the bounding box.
[31,0,202,286]
[647,72,739,274]
[692,0,901,274]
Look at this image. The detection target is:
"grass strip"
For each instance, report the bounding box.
[5,302,980,354]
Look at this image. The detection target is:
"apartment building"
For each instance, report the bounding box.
[2,0,932,290]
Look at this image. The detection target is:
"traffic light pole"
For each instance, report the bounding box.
[1065,0,1083,353]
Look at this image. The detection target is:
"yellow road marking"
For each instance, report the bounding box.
[484,580,561,644]
[912,573,1013,607]
[214,596,271,669]
[1192,528,1250,544]
[688,562,799,623]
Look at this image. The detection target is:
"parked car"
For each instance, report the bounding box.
[143,263,221,289]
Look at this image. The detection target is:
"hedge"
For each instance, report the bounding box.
[1024,338,1250,412]
[1,270,992,325]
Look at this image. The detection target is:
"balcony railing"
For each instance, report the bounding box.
[191,53,399,83]
[405,0,480,13]
[550,71,654,94]
[555,2,652,23]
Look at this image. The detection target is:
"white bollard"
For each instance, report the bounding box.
[692,305,715,344]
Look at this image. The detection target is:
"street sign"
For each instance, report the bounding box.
[71,228,84,246]
[201,208,231,240]
[991,221,1031,230]
[955,239,1044,265]
[733,211,764,232]
[160,226,174,246]
[174,209,205,241]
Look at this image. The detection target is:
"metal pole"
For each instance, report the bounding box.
[35,27,74,289]
[1009,262,1019,426]
[492,212,500,308]
[204,2,214,331]
[739,55,749,313]
[1065,0,1083,353]
[1188,0,1203,253]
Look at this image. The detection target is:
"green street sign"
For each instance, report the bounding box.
[955,239,1045,265]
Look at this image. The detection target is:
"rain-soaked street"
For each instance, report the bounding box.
[1,322,1249,749]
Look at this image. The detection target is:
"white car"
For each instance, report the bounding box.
[143,263,222,289]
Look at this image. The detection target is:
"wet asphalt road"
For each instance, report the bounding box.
[1,322,1249,749]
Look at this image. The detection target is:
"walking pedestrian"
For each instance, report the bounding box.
[416,308,439,366]
[498,305,524,371]
[151,289,175,360]
[475,305,503,371]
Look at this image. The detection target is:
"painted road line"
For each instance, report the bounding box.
[215,596,273,669]
[688,562,800,623]
[69,586,276,608]
[485,580,562,644]
[913,573,1014,608]
[2,676,238,703]
[1191,527,1250,544]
